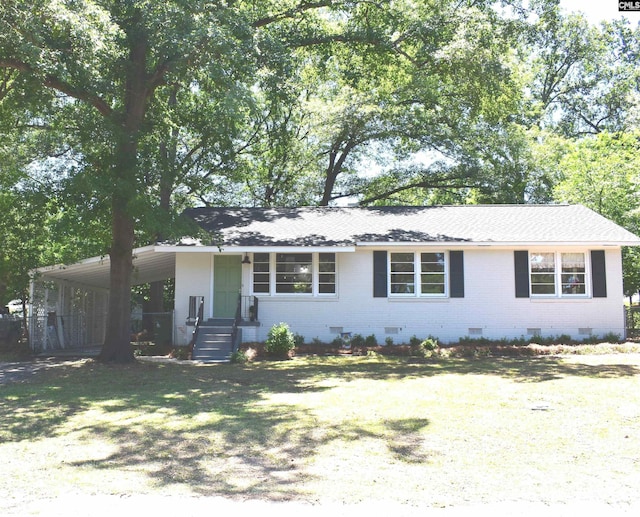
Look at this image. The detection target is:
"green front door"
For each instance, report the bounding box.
[213,255,242,318]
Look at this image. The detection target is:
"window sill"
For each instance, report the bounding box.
[253,294,338,301]
[388,296,450,302]
[529,296,591,302]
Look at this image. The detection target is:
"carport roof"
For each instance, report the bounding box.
[36,245,176,290]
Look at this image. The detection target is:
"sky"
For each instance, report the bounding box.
[558,0,639,24]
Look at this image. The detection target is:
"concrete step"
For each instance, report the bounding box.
[196,333,232,343]
[192,350,232,361]
[193,353,232,361]
[204,318,235,326]
[193,325,233,361]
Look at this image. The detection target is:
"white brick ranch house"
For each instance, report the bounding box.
[30,205,640,356]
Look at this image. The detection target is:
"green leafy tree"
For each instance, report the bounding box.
[528,10,640,136]
[0,1,379,362]
[184,0,536,208]
[553,131,640,296]
[308,0,527,206]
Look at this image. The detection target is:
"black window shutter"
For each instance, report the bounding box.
[449,251,465,298]
[591,250,607,298]
[373,251,388,298]
[514,251,530,298]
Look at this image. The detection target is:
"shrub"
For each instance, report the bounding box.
[293,332,305,347]
[385,336,394,346]
[331,336,346,347]
[601,332,622,343]
[583,334,601,344]
[409,335,421,347]
[230,350,248,364]
[171,347,190,360]
[350,334,365,347]
[422,337,439,351]
[265,322,296,359]
[365,334,377,347]
[411,337,439,358]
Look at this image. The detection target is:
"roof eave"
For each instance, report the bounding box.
[355,241,640,248]
[156,245,357,253]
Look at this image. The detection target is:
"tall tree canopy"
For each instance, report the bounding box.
[1,0,288,360]
[553,131,640,296]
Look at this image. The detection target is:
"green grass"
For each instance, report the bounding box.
[1,354,640,509]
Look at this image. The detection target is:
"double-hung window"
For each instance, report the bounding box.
[390,253,415,294]
[421,252,446,295]
[318,253,336,294]
[252,253,271,293]
[390,252,447,297]
[530,252,586,297]
[251,253,336,295]
[561,253,586,295]
[276,253,313,294]
[530,252,556,295]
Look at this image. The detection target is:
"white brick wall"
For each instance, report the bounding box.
[174,253,212,346]
[173,247,626,345]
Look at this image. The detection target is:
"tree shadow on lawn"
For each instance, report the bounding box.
[66,410,432,499]
[0,359,433,501]
[1,355,638,500]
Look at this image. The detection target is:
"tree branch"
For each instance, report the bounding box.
[146,60,170,95]
[0,58,113,117]
[252,1,335,28]
[359,178,477,205]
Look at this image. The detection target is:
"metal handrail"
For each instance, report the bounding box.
[231,294,242,353]
[189,300,205,354]
[251,296,259,322]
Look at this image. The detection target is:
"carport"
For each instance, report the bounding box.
[29,245,176,353]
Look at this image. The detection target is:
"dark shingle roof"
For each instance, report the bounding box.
[182,205,640,247]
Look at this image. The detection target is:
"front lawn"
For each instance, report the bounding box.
[1,353,639,510]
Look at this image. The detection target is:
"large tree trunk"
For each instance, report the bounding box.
[99,198,135,363]
[99,131,138,363]
[98,17,148,362]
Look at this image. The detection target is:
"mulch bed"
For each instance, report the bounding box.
[236,341,640,360]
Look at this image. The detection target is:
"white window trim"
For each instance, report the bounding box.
[529,251,590,299]
[250,252,337,297]
[388,250,449,298]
